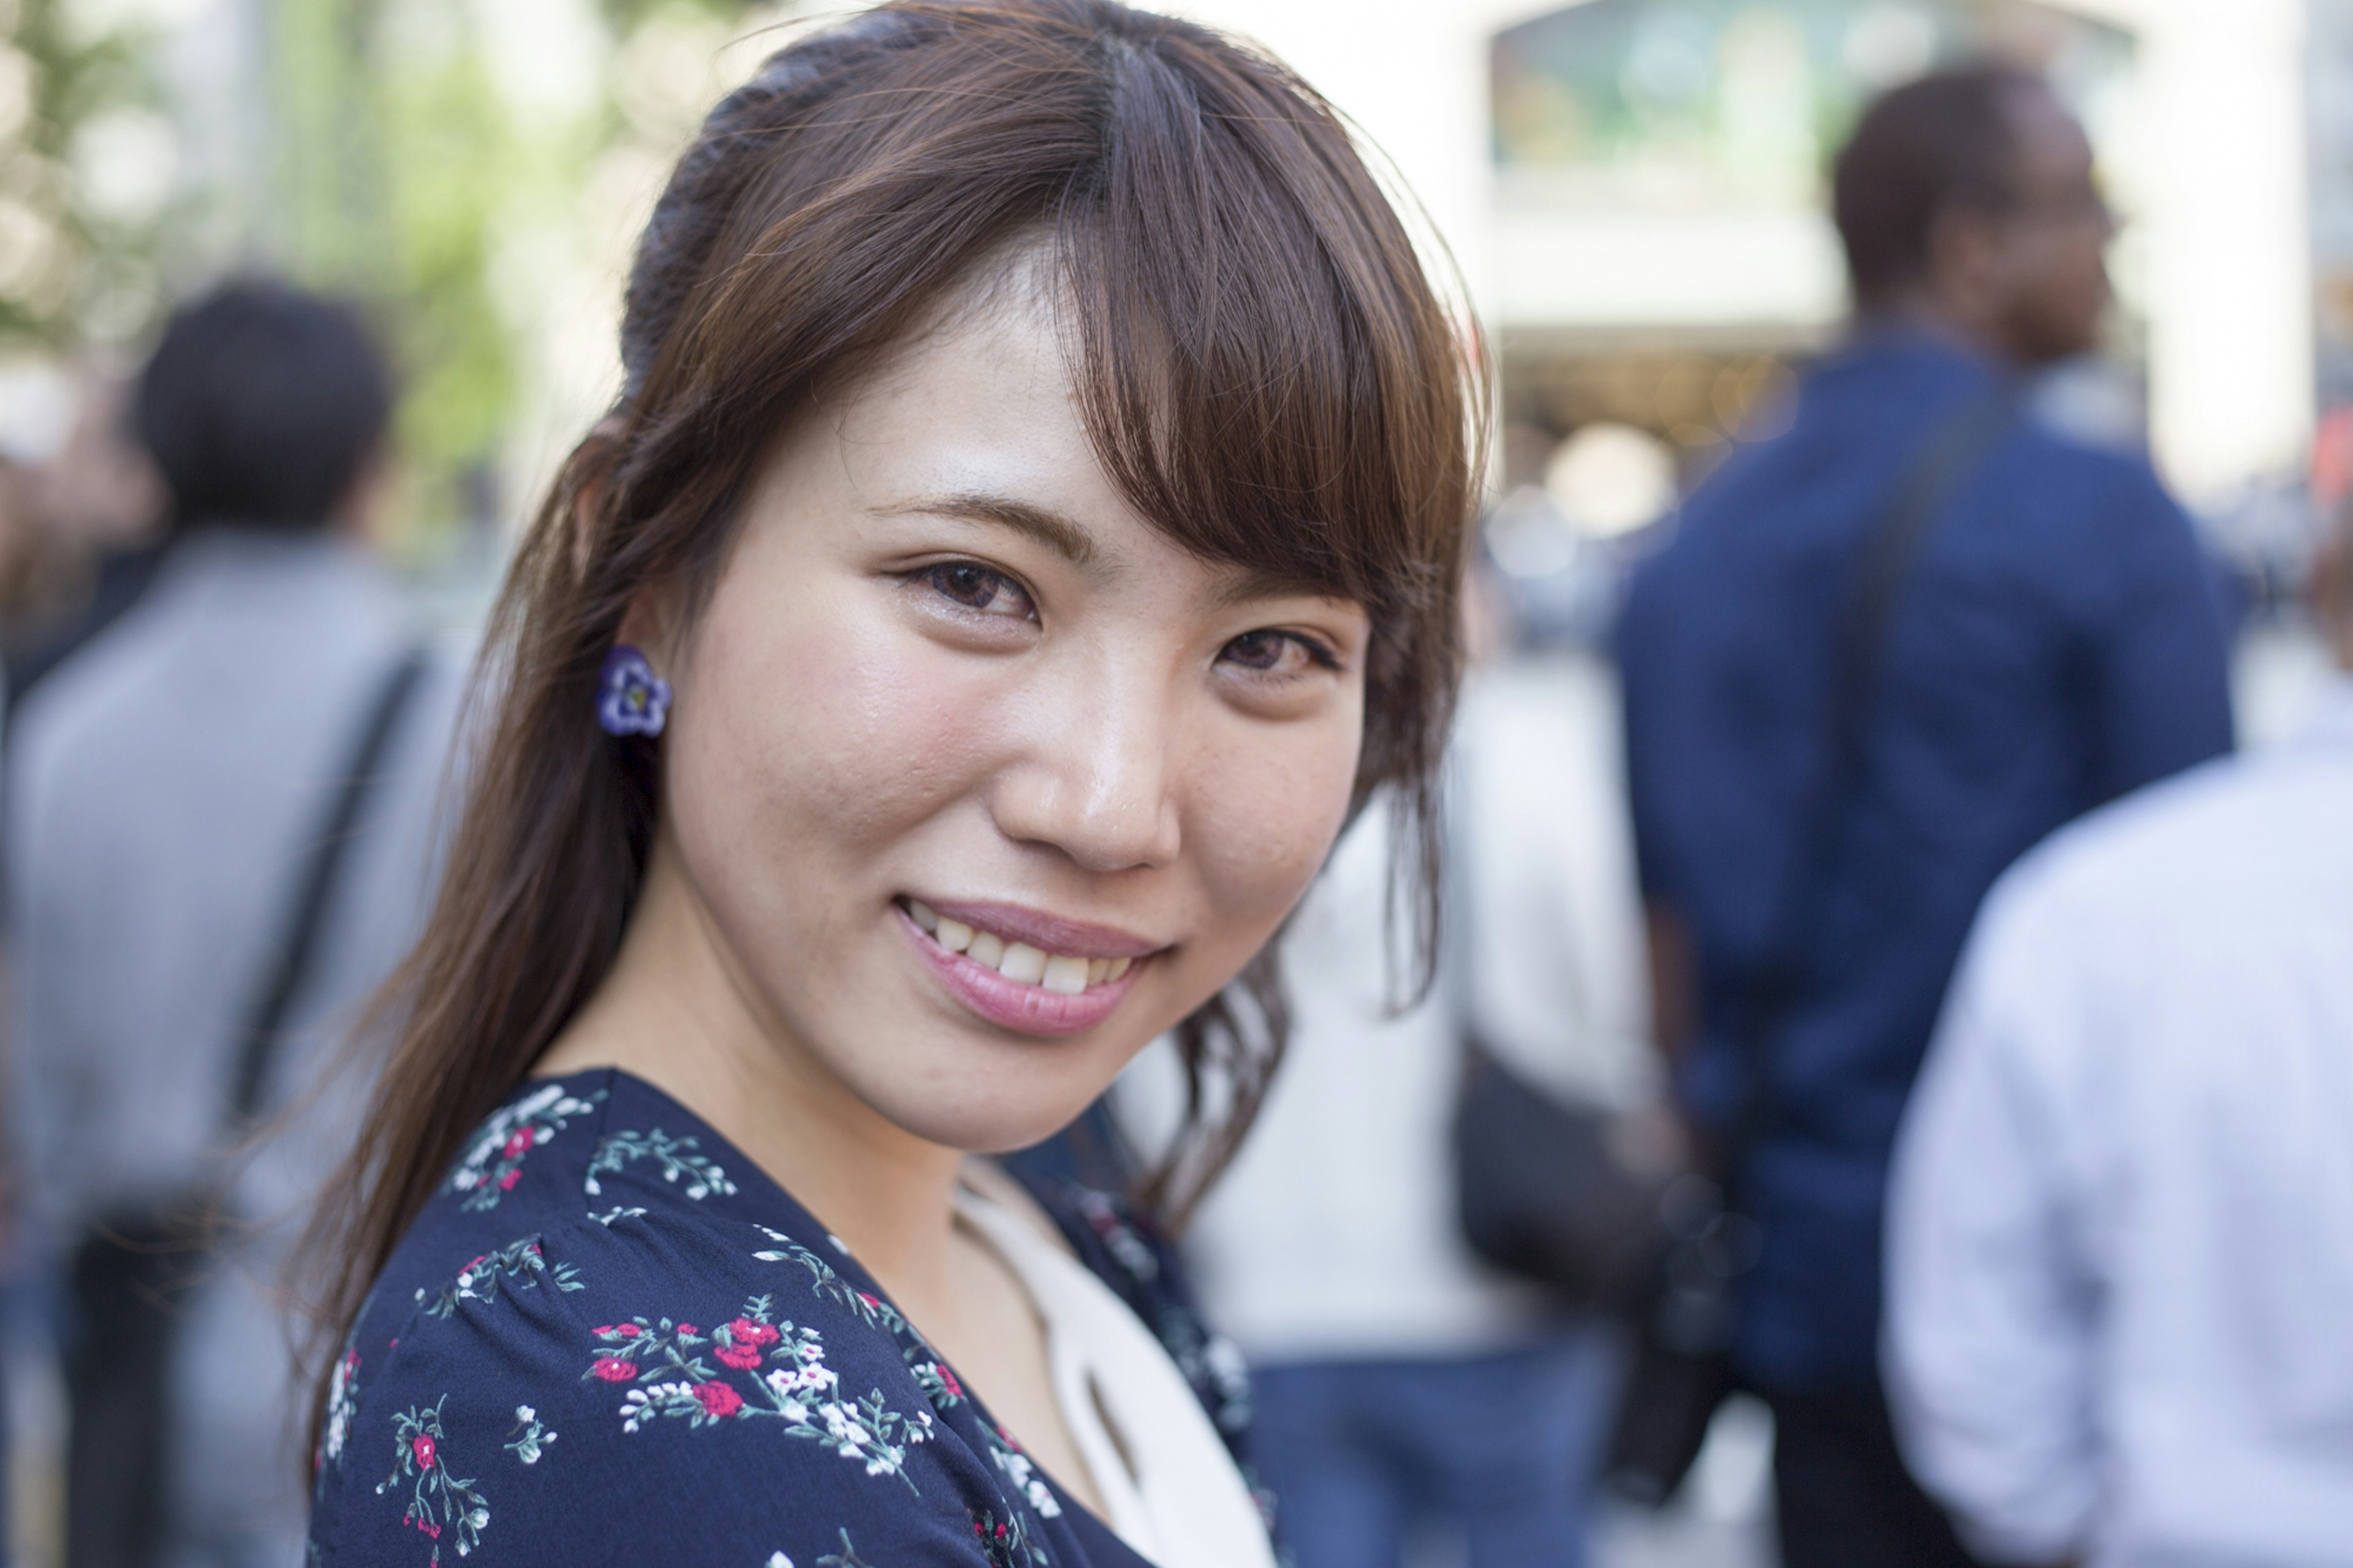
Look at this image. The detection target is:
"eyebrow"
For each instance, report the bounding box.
[876,489,1355,614]
[872,491,1096,566]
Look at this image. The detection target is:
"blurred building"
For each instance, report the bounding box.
[0,0,2328,556]
[1175,0,2315,535]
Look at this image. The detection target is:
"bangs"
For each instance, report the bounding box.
[1055,32,1472,631]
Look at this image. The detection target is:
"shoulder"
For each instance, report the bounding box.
[314,1073,1066,1566]
[1999,420,2199,562]
[1993,752,2262,913]
[6,608,173,833]
[1960,751,2275,1003]
[314,1203,1009,1566]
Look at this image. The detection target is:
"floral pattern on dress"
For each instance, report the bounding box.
[755,1227,917,1337]
[444,1084,604,1213]
[583,1127,738,1200]
[311,1073,1226,1568]
[417,1235,585,1319]
[909,1358,966,1414]
[971,1507,1050,1568]
[813,1530,882,1567]
[503,1405,556,1465]
[318,1341,362,1475]
[585,1293,936,1488]
[983,1425,1063,1520]
[1074,1189,1159,1285]
[376,1398,489,1562]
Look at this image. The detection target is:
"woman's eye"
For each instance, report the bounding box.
[1220,629,1332,677]
[922,562,1033,618]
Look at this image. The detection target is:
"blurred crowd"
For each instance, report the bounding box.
[1,47,2349,1568]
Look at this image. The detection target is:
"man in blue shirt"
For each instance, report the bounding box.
[1618,66,2234,1566]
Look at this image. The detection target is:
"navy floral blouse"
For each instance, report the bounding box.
[308,1068,1254,1567]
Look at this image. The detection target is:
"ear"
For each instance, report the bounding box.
[1925,203,2006,324]
[613,588,681,674]
[567,414,631,585]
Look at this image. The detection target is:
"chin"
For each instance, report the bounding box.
[843,1038,1131,1157]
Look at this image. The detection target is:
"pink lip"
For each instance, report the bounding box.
[918,898,1162,961]
[895,905,1152,1037]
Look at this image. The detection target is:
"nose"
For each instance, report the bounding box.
[989,659,1183,874]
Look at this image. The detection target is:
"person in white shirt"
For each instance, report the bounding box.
[1122,642,1664,1568]
[1882,502,2353,1567]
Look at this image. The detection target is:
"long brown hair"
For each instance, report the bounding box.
[305,0,1481,1426]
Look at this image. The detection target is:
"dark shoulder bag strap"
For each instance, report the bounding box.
[67,646,427,1568]
[228,647,428,1127]
[1726,384,2025,1168]
[1606,385,2025,1507]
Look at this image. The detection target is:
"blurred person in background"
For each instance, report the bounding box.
[1126,572,1663,1568]
[1885,496,2353,1568]
[1616,64,2234,1566]
[7,281,461,1568]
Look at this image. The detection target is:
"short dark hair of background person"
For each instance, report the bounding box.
[1833,64,2048,311]
[1830,63,2113,369]
[133,280,393,532]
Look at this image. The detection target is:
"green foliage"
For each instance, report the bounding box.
[1,0,169,346]
[2,0,767,552]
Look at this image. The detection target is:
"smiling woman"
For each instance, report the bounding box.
[300,3,1480,1564]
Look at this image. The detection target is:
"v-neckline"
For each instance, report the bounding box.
[530,1066,1145,1558]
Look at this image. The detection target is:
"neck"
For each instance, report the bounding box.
[1859,294,2017,368]
[538,831,967,1311]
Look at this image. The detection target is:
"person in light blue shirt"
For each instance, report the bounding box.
[7,282,463,1568]
[1618,66,2233,1567]
[1885,497,2353,1568]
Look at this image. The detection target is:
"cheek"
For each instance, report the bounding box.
[1183,708,1363,948]
[675,583,998,861]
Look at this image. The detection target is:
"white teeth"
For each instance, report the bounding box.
[917,909,1143,991]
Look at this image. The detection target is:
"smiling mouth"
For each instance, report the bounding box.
[898,898,1139,994]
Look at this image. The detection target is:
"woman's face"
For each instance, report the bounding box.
[648,284,1369,1153]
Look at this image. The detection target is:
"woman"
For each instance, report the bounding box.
[303,3,1477,1564]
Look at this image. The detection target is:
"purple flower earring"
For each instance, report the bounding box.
[597,644,672,737]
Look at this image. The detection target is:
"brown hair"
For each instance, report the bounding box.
[305,0,1480,1428]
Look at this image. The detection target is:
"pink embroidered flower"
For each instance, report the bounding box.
[938,1366,963,1398]
[498,1168,521,1191]
[715,1309,781,1365]
[694,1380,743,1418]
[678,1323,698,1337]
[591,1322,642,1338]
[501,1129,532,1159]
[590,1355,637,1382]
[714,1316,781,1368]
[411,1433,436,1471]
[858,1292,881,1310]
